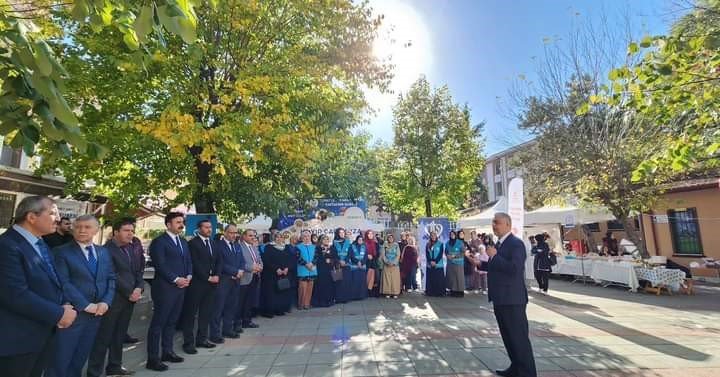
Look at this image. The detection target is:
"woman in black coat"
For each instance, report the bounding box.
[312,234,338,307]
[531,233,554,294]
[260,233,293,316]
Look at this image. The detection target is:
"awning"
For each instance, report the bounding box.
[457,197,507,228]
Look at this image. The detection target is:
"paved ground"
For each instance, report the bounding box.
[119,279,720,377]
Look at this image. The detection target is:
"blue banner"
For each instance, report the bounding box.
[417,217,450,290]
[185,214,219,237]
[278,198,367,229]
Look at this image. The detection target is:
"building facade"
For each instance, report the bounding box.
[483,139,536,202]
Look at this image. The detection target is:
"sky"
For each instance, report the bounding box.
[362,0,686,155]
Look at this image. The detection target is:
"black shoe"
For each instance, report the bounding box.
[182,345,197,354]
[196,341,217,348]
[222,332,239,339]
[242,322,259,328]
[274,311,286,316]
[123,335,139,344]
[105,367,135,376]
[146,360,168,371]
[161,353,184,363]
[233,326,244,333]
[495,368,517,377]
[210,337,225,344]
[260,313,274,318]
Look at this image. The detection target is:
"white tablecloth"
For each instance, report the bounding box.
[635,267,686,291]
[552,258,595,277]
[590,261,640,291]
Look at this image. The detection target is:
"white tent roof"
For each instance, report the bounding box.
[524,205,615,225]
[239,215,273,232]
[316,215,385,232]
[457,197,508,229]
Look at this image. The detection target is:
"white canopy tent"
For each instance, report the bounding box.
[457,197,507,229]
[524,205,615,225]
[239,215,273,233]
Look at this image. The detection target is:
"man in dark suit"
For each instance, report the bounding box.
[180,219,222,354]
[0,196,77,377]
[234,229,262,330]
[146,212,192,371]
[87,218,145,376]
[44,216,74,248]
[47,215,116,377]
[210,224,245,343]
[487,212,537,377]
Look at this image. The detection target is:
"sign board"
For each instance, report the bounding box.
[278,198,367,229]
[417,217,450,290]
[653,215,669,224]
[563,214,576,229]
[507,178,525,239]
[55,199,86,220]
[0,192,15,228]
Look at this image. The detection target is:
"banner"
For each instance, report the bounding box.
[417,217,450,290]
[278,198,367,229]
[185,214,219,237]
[507,178,524,239]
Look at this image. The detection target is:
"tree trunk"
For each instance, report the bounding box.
[620,215,648,258]
[424,197,432,217]
[190,146,216,213]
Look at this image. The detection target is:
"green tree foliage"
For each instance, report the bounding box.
[602,0,720,180]
[378,76,484,219]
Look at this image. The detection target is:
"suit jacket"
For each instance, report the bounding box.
[188,236,223,286]
[53,241,116,320]
[487,233,528,306]
[0,227,64,356]
[237,241,262,286]
[149,233,192,290]
[130,237,147,275]
[217,239,245,279]
[104,240,144,302]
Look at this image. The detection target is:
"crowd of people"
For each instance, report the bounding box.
[0,195,539,377]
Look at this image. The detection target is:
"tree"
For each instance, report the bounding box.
[0,0,203,158]
[378,76,484,219]
[602,0,720,180]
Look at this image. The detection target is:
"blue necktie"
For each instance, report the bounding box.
[86,246,98,277]
[175,236,183,254]
[36,239,58,280]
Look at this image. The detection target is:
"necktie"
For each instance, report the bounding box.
[176,236,183,254]
[36,239,58,280]
[121,245,134,270]
[204,239,213,256]
[248,243,257,263]
[86,246,98,276]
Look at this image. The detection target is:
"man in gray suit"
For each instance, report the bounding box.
[234,229,262,331]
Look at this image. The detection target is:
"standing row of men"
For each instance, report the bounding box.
[0,196,145,377]
[145,213,263,371]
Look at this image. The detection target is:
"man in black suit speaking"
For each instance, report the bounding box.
[486,212,537,377]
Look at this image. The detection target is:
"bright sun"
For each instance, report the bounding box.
[367,1,433,110]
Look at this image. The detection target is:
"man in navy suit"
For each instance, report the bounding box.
[487,212,537,377]
[87,218,144,376]
[210,224,245,342]
[146,212,192,371]
[180,219,222,354]
[47,215,116,377]
[0,196,77,377]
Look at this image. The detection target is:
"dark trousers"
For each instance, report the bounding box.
[211,277,239,337]
[87,298,135,376]
[0,332,55,377]
[47,315,102,377]
[534,270,550,292]
[235,276,258,325]
[181,281,217,346]
[494,305,537,377]
[147,285,185,360]
[403,266,418,290]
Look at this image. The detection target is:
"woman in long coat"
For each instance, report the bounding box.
[312,234,338,307]
[381,234,401,298]
[364,230,380,297]
[296,230,318,310]
[445,230,466,297]
[349,235,368,300]
[400,236,419,292]
[260,233,293,316]
[332,228,353,304]
[425,231,446,296]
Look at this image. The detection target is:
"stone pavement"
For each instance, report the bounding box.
[119,279,720,377]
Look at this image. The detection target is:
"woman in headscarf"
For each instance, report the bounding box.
[425,231,446,296]
[381,234,401,298]
[445,230,466,297]
[532,233,553,294]
[312,234,338,307]
[349,235,368,300]
[332,228,353,304]
[400,236,419,292]
[296,230,317,310]
[364,230,380,297]
[260,232,293,316]
[311,233,319,245]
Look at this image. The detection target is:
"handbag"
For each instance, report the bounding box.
[549,253,558,266]
[276,277,291,291]
[479,261,489,271]
[330,268,343,282]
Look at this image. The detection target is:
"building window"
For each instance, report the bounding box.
[494,181,503,197]
[607,220,624,230]
[668,208,703,255]
[494,161,502,176]
[0,145,21,168]
[585,222,600,232]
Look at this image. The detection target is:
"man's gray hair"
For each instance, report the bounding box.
[14,196,54,224]
[494,212,512,226]
[75,214,100,227]
[224,223,237,232]
[243,229,256,236]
